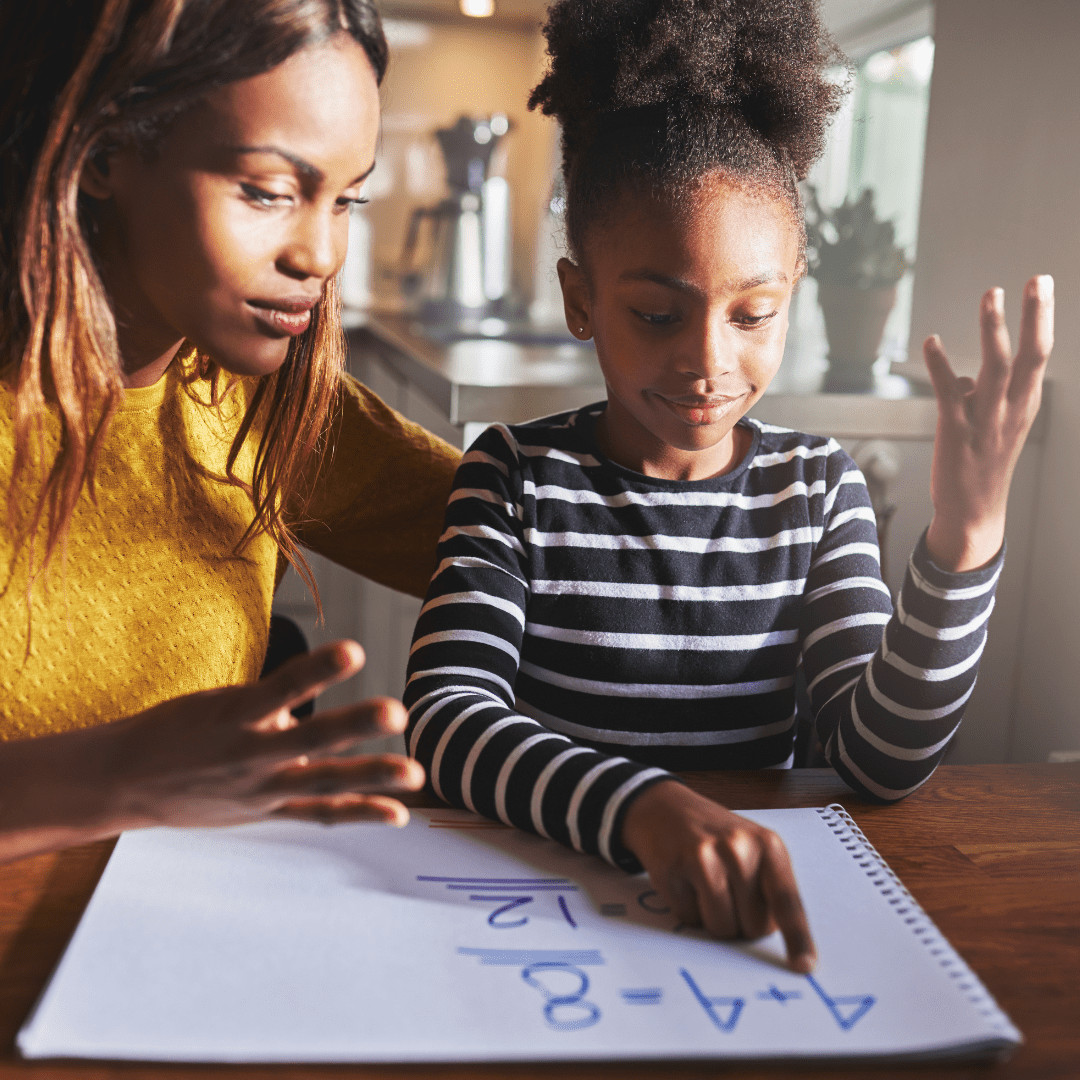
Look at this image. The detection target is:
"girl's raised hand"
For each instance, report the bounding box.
[0,641,425,864]
[621,781,816,973]
[923,275,1054,572]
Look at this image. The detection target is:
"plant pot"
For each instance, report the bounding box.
[816,281,899,393]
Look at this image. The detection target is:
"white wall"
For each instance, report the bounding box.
[908,0,1080,760]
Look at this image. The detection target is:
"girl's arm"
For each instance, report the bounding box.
[0,642,423,864]
[805,276,1052,801]
[404,428,668,866]
[406,428,817,971]
[803,469,1001,800]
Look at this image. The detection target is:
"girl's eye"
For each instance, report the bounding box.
[631,308,679,327]
[335,196,369,212]
[240,183,289,208]
[735,311,778,328]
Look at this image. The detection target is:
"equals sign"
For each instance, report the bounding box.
[621,988,663,1005]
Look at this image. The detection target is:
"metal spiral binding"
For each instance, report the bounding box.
[814,803,1021,1041]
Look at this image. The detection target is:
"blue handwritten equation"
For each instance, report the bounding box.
[457,948,876,1036]
[417,875,580,928]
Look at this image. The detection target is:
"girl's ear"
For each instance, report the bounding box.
[795,251,808,284]
[557,257,592,340]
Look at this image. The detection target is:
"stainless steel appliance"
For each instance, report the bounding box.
[400,114,512,321]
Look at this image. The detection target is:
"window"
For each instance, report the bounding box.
[778,36,935,394]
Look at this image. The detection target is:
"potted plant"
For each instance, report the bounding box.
[804,187,912,392]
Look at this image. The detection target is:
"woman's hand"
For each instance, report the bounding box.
[0,641,424,864]
[621,781,816,973]
[924,275,1054,572]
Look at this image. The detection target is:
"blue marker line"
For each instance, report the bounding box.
[444,883,577,891]
[471,896,533,928]
[805,974,875,1031]
[757,985,802,1003]
[557,895,577,928]
[679,969,744,1033]
[458,948,604,966]
[418,876,569,884]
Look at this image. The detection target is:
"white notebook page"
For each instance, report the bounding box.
[18,805,1020,1062]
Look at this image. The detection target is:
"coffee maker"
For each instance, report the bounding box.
[400,114,512,323]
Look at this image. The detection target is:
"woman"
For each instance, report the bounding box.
[0,0,461,859]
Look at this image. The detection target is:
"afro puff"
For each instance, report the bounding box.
[528,0,845,259]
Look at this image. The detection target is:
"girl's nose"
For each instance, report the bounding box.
[277,208,344,282]
[688,315,733,381]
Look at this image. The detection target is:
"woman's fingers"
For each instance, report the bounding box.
[246,642,364,722]
[1012,274,1054,401]
[259,754,424,798]
[242,641,366,723]
[272,793,411,827]
[266,696,409,759]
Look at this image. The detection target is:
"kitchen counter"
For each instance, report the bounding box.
[347,312,1049,444]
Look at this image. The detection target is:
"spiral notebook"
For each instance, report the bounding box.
[18,804,1020,1063]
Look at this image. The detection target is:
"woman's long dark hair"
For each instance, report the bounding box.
[0,0,387,605]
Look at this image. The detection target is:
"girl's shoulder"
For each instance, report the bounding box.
[464,403,604,474]
[742,418,861,488]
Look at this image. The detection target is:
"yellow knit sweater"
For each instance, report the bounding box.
[0,355,460,740]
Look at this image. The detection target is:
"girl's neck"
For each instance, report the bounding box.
[594,404,752,482]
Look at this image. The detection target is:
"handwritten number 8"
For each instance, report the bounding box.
[521,962,601,1032]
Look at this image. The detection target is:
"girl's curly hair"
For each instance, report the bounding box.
[528,0,846,260]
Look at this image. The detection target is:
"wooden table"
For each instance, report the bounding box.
[0,764,1076,1079]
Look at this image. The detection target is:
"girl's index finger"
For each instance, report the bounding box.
[759,837,817,974]
[1012,275,1054,400]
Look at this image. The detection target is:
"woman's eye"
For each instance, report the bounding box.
[240,183,289,208]
[631,308,679,327]
[335,196,369,212]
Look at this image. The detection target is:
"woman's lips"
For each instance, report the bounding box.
[247,299,316,337]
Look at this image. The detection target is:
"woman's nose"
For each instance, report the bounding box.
[277,208,345,282]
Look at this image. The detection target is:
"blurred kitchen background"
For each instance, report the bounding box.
[274,0,1080,768]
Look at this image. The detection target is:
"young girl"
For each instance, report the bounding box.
[405,0,1053,972]
[0,0,462,860]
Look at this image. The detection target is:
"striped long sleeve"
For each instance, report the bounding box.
[404,406,1002,868]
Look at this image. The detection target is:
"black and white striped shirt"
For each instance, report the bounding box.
[405,405,1002,869]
